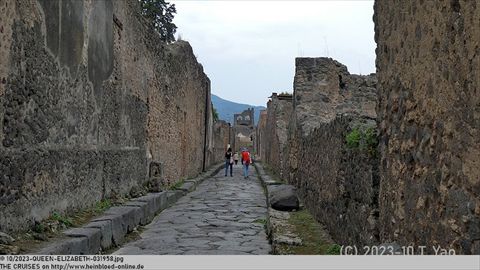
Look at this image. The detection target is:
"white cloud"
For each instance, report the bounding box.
[171,0,376,106]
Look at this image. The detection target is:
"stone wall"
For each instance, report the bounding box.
[0,0,224,233]
[263,93,292,179]
[256,57,378,247]
[255,110,267,160]
[286,58,378,247]
[208,120,231,166]
[374,0,480,254]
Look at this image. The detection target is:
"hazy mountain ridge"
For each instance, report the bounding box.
[211,94,266,125]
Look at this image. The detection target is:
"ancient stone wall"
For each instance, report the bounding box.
[0,0,222,232]
[283,57,378,247]
[263,93,292,179]
[208,120,231,166]
[255,110,267,160]
[374,0,480,254]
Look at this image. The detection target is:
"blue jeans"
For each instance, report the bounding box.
[225,160,232,176]
[243,163,249,177]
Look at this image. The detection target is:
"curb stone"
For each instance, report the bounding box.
[63,228,102,255]
[254,163,302,254]
[85,220,113,250]
[34,163,224,255]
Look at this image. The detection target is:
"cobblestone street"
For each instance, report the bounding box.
[114,164,271,255]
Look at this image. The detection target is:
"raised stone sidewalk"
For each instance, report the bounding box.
[34,164,225,255]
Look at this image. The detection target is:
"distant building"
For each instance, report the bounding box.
[232,108,255,152]
[234,108,254,127]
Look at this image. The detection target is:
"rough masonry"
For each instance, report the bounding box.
[374,0,480,254]
[257,57,378,247]
[286,58,378,247]
[0,0,228,233]
[262,93,292,179]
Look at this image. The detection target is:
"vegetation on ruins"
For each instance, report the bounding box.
[346,128,362,148]
[51,212,74,228]
[169,179,185,190]
[346,126,378,157]
[212,106,219,122]
[274,209,338,255]
[326,244,341,255]
[139,0,177,43]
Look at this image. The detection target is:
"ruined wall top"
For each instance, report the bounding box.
[293,57,377,135]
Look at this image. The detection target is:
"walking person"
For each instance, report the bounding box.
[233,152,239,165]
[225,147,233,177]
[242,149,251,179]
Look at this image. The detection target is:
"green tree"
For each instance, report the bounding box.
[212,106,219,122]
[139,0,177,43]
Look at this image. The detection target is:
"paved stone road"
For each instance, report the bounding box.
[114,164,271,255]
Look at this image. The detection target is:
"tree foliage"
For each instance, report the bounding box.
[212,106,219,122]
[139,0,177,43]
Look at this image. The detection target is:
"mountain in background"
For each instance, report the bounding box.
[211,94,266,125]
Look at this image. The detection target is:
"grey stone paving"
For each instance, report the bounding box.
[114,164,271,255]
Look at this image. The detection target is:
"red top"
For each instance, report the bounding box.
[242,151,250,164]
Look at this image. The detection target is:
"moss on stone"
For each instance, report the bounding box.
[275,208,335,255]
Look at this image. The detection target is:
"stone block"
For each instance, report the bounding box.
[154,192,169,212]
[166,190,184,205]
[66,237,89,255]
[85,220,113,250]
[92,215,127,246]
[177,181,195,192]
[267,185,299,211]
[92,214,125,245]
[38,237,89,255]
[132,196,156,223]
[141,191,169,214]
[124,201,149,225]
[104,206,137,233]
[64,227,101,254]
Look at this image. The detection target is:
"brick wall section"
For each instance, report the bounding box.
[0,0,225,232]
[374,0,480,254]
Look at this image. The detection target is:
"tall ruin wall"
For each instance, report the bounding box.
[374,0,480,254]
[254,110,267,161]
[208,120,231,166]
[263,94,292,179]
[255,57,379,246]
[0,0,224,233]
[286,58,378,247]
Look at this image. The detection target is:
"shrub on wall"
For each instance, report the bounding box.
[346,126,378,157]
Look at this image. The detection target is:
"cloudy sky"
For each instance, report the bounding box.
[171,0,376,106]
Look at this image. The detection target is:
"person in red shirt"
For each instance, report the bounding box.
[241,149,251,179]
